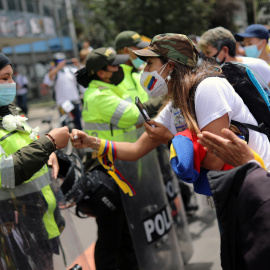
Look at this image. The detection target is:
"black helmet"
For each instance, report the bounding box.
[56,151,86,208]
[75,168,122,218]
[56,151,121,218]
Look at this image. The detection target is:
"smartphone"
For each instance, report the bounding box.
[135,96,155,127]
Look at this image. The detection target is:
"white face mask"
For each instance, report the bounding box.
[140,62,171,97]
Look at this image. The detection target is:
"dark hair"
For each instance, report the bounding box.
[215,38,236,57]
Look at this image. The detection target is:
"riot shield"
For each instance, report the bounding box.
[0,172,90,270]
[51,180,91,270]
[114,127,184,270]
[156,144,193,264]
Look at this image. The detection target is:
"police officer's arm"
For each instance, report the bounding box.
[12,136,56,185]
[11,127,69,185]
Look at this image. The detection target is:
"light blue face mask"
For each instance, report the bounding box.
[128,47,145,69]
[0,83,16,107]
[244,44,262,58]
[131,57,145,69]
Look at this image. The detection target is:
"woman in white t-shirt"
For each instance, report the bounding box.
[70,33,270,175]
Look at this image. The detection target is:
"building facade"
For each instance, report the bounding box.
[0,0,84,99]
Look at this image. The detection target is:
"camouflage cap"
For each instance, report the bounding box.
[133,33,198,68]
[85,47,129,75]
[115,30,150,51]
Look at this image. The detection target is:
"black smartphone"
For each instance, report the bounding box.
[135,96,155,127]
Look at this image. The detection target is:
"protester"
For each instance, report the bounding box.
[48,52,83,130]
[75,46,149,270]
[0,52,70,269]
[79,40,94,66]
[14,69,29,116]
[197,129,270,270]
[71,33,270,188]
[234,24,270,65]
[198,26,270,88]
[115,30,197,211]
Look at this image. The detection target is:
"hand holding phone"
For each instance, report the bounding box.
[135,97,155,127]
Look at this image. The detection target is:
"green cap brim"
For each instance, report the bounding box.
[111,54,130,66]
[133,48,160,61]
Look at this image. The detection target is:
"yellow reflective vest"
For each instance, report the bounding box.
[83,80,144,141]
[117,64,149,103]
[0,124,60,239]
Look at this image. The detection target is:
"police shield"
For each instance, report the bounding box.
[156,144,193,264]
[0,171,90,270]
[114,127,184,270]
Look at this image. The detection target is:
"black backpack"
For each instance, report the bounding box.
[220,61,270,143]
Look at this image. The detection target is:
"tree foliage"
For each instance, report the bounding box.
[76,0,241,48]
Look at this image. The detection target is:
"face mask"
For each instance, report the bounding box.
[0,83,16,107]
[244,44,262,58]
[109,66,124,85]
[213,51,226,65]
[131,57,145,69]
[140,63,170,97]
[128,48,145,69]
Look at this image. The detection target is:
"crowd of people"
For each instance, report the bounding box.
[1,22,270,270]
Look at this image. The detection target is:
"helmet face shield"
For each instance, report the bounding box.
[56,151,121,217]
[56,152,86,208]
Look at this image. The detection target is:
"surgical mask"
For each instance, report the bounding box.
[127,48,145,69]
[0,83,16,107]
[109,66,124,85]
[131,57,145,69]
[244,43,262,58]
[213,51,226,65]
[140,62,170,97]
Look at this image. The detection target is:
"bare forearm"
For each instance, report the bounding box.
[75,132,159,161]
[114,132,160,161]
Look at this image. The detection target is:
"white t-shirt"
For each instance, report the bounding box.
[156,77,270,170]
[15,74,28,96]
[47,66,80,105]
[239,56,270,87]
[155,101,186,135]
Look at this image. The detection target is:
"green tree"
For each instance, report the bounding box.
[77,0,241,47]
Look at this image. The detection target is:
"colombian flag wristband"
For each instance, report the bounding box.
[97,139,136,196]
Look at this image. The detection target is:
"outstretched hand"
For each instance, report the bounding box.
[197,128,254,167]
[48,126,70,149]
[70,129,92,149]
[144,119,174,145]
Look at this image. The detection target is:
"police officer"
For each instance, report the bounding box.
[115,30,150,103]
[0,52,70,269]
[78,47,146,270]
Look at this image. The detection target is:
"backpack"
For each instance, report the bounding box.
[220,61,270,143]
